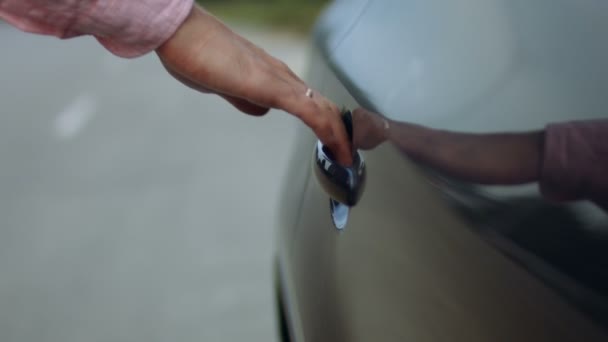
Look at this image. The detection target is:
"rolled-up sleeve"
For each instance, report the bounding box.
[0,0,194,58]
[540,119,608,210]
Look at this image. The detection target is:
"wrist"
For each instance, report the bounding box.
[388,121,428,153]
[93,0,195,58]
[156,4,219,60]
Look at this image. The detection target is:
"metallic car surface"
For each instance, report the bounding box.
[277,1,608,341]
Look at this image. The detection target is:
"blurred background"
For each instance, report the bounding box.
[203,0,331,32]
[0,0,328,341]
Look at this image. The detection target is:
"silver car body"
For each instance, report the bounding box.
[277,1,608,341]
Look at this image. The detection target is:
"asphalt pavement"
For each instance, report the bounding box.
[0,22,306,342]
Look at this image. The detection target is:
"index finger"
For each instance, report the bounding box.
[278,89,353,166]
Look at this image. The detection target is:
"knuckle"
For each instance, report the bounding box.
[318,122,334,136]
[311,116,331,136]
[296,99,317,118]
[330,103,340,114]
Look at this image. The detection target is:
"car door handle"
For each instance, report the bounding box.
[312,110,366,207]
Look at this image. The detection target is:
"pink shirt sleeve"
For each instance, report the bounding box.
[540,119,608,210]
[0,0,194,58]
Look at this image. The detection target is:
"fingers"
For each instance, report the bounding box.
[209,50,353,165]
[351,107,369,150]
[352,107,391,150]
[277,87,353,166]
[326,108,354,166]
[353,107,370,117]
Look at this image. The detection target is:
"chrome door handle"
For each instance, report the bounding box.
[312,110,366,207]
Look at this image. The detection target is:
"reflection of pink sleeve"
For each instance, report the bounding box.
[540,119,608,210]
[0,0,193,58]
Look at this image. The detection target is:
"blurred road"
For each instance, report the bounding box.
[0,22,306,342]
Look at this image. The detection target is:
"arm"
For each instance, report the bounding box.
[353,108,544,184]
[154,5,352,165]
[0,1,353,165]
[388,121,544,185]
[353,108,608,208]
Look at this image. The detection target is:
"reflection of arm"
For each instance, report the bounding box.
[539,120,608,209]
[386,121,544,185]
[353,109,608,208]
[387,119,608,209]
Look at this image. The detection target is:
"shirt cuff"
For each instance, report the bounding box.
[539,120,608,203]
[80,0,194,58]
[0,0,194,58]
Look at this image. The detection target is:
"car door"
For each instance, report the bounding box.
[279,0,608,341]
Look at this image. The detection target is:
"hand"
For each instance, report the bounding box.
[155,5,352,165]
[352,108,390,150]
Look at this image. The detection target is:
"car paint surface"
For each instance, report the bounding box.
[277,1,608,341]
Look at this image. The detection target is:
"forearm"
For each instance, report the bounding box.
[388,121,545,185]
[354,108,607,208]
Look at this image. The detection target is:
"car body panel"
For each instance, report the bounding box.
[321,0,608,131]
[277,1,608,341]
